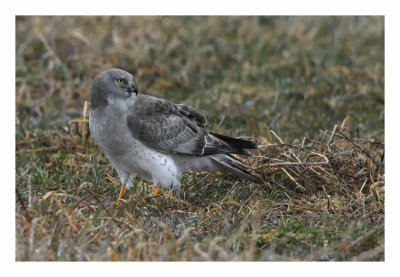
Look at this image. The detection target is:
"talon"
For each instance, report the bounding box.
[152,184,170,198]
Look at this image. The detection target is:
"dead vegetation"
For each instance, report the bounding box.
[16,112,384,261]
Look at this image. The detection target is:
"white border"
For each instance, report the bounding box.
[2,0,398,276]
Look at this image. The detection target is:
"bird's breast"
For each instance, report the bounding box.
[89,107,130,156]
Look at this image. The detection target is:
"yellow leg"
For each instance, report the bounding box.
[117,183,126,203]
[152,184,160,197]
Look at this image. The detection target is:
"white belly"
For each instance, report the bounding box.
[108,141,182,189]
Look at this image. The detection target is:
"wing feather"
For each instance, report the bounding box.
[127,95,207,155]
[126,95,256,156]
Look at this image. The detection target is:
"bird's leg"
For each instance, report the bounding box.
[152,184,161,197]
[117,183,126,203]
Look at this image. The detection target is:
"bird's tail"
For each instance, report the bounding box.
[208,132,257,156]
[210,154,263,183]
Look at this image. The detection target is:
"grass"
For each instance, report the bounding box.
[15,16,384,261]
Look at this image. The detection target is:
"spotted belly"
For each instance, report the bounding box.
[107,139,182,189]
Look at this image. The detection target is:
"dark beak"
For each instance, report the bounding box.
[127,85,138,95]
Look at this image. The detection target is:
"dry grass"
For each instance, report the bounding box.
[16,16,384,261]
[16,116,384,261]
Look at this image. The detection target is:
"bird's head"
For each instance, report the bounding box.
[103,68,138,97]
[91,68,139,109]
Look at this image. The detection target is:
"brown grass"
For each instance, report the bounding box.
[16,113,384,261]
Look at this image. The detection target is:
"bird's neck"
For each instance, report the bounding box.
[107,94,137,112]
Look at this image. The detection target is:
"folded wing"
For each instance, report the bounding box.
[126,95,257,156]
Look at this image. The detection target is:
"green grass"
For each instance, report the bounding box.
[16,16,384,261]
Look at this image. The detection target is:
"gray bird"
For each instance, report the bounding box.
[89,68,261,201]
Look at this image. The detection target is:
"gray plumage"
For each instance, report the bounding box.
[89,68,261,191]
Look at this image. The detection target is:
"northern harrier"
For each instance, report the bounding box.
[89,69,261,201]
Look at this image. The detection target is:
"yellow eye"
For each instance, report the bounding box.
[132,81,135,86]
[118,79,124,84]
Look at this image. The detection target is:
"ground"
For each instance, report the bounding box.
[16,16,384,261]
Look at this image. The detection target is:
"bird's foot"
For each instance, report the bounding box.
[152,185,170,198]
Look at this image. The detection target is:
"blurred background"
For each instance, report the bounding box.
[16,16,384,142]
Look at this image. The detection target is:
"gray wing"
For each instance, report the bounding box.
[126,95,252,156]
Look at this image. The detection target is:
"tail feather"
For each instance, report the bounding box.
[207,132,257,156]
[210,154,262,183]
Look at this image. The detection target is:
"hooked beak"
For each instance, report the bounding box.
[127,85,138,95]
